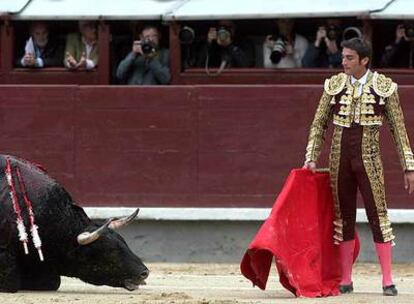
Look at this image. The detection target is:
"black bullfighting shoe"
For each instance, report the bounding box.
[383,284,398,296]
[339,282,354,294]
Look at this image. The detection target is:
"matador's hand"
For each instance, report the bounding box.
[303,161,317,173]
[404,171,414,194]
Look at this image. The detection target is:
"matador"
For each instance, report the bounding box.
[304,38,414,296]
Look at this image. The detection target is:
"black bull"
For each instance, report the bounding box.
[0,155,149,292]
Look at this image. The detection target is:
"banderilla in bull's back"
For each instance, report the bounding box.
[0,154,149,292]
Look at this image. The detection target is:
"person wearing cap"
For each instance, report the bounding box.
[64,21,99,70]
[304,38,414,296]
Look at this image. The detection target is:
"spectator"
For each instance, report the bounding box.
[196,20,255,69]
[64,21,98,70]
[263,19,308,68]
[302,19,342,68]
[381,22,414,68]
[116,24,170,85]
[19,21,63,68]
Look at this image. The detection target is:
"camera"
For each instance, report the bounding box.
[179,26,195,44]
[326,25,340,41]
[217,26,231,43]
[141,38,156,55]
[404,23,414,39]
[270,37,287,64]
[342,26,362,41]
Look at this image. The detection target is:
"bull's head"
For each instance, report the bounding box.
[67,209,149,291]
[76,209,140,245]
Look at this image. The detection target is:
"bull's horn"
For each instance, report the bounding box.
[109,208,139,230]
[77,218,113,246]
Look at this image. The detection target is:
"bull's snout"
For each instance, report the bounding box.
[140,269,149,280]
[124,268,149,291]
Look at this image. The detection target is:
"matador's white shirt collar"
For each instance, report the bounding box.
[351,69,370,85]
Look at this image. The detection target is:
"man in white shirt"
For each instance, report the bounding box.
[263,19,308,68]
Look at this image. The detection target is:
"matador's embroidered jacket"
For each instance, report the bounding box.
[305,71,414,172]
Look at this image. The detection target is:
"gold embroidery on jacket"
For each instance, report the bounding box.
[324,73,347,95]
[333,114,351,127]
[308,72,414,171]
[339,94,352,105]
[360,104,375,115]
[305,92,332,162]
[354,98,361,124]
[360,115,383,125]
[332,73,387,127]
[338,105,351,116]
[361,93,376,104]
[385,91,414,171]
[373,72,397,98]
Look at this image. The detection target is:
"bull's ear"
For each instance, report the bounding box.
[108,208,139,230]
[77,218,113,245]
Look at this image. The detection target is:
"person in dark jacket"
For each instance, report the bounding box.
[116,24,170,85]
[381,23,414,68]
[302,19,342,68]
[19,21,63,68]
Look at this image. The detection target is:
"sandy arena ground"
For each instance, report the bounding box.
[1,263,414,304]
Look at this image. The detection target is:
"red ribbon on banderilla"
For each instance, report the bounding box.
[5,157,44,261]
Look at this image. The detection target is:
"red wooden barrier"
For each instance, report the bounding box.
[0,85,412,208]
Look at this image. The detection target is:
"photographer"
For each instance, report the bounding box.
[302,19,342,68]
[263,19,308,68]
[196,20,255,69]
[116,24,170,85]
[381,22,414,68]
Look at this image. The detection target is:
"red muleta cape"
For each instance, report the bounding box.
[240,169,359,297]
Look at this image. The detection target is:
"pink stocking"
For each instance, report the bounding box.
[375,242,394,287]
[339,239,355,285]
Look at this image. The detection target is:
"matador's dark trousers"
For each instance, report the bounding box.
[329,125,394,244]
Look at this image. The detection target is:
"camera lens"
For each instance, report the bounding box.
[405,24,414,39]
[179,26,195,44]
[270,38,286,64]
[141,39,154,55]
[217,27,231,42]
